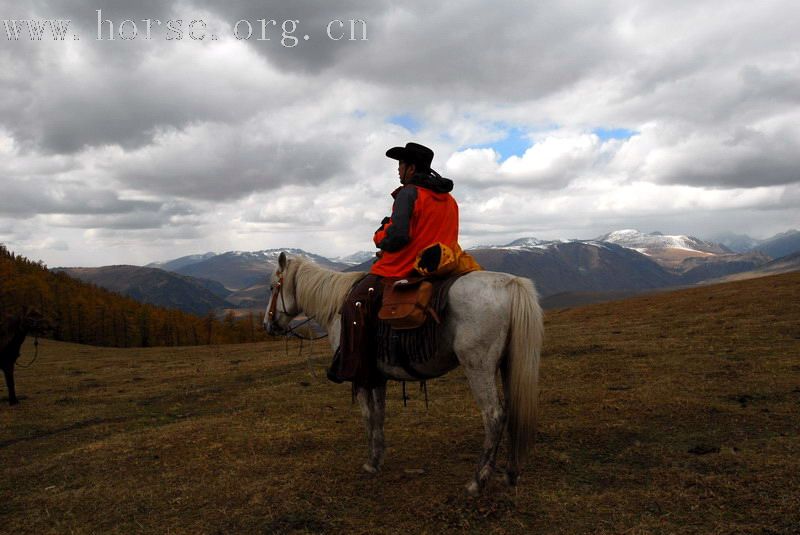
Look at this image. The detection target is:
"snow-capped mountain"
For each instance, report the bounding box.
[597,229,731,255]
[465,230,766,280]
[333,251,376,266]
[504,237,552,249]
[473,237,613,252]
[159,248,348,290]
[224,248,343,269]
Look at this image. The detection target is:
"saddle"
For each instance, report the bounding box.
[332,244,481,386]
[375,274,465,379]
[377,242,481,331]
[377,277,440,330]
[375,243,482,378]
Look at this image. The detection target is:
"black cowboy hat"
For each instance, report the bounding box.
[386,142,434,171]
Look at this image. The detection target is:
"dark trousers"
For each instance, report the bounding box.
[328,273,384,386]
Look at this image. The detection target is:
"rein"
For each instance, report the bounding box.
[268,267,330,379]
[268,269,328,341]
[283,317,329,341]
[16,335,39,368]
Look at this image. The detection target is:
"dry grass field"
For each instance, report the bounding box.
[2,272,799,534]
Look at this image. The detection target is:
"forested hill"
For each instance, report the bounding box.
[0,245,270,347]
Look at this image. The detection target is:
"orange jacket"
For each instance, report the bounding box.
[371,172,459,278]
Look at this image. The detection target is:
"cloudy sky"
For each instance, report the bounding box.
[1,0,798,267]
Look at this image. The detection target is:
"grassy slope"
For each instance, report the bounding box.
[1,273,799,534]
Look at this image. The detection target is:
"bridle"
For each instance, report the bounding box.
[266,270,286,329]
[267,269,327,341]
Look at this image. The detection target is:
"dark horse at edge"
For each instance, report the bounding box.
[1,308,47,405]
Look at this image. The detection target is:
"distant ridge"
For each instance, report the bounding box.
[147,252,217,272]
[55,265,232,315]
[752,229,800,260]
[55,227,799,313]
[165,248,349,290]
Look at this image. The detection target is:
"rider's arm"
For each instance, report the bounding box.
[374,185,417,252]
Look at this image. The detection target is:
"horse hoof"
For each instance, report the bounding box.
[465,480,481,497]
[362,463,378,474]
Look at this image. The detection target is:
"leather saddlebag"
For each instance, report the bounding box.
[378,278,439,330]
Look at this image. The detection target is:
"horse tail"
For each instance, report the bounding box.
[505,276,544,467]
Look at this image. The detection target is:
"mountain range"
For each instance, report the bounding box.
[54,229,800,314]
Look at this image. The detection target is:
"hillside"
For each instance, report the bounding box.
[701,251,800,284]
[2,272,798,533]
[753,229,800,259]
[0,245,269,347]
[469,241,679,296]
[56,265,233,315]
[225,282,269,309]
[147,252,218,272]
[345,241,680,296]
[675,251,772,282]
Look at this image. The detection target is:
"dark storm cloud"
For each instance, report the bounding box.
[192,0,390,71]
[0,178,162,217]
[1,0,624,156]
[1,0,299,154]
[333,1,625,101]
[50,209,188,230]
[651,124,800,188]
[87,225,207,240]
[0,175,196,230]
[110,126,351,200]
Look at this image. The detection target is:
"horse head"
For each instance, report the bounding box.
[264,251,302,335]
[22,307,52,336]
[1,307,51,338]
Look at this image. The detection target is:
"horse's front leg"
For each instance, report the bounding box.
[355,386,375,472]
[2,363,18,406]
[369,384,387,471]
[355,383,387,474]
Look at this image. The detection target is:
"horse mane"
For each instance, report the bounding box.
[287,258,365,328]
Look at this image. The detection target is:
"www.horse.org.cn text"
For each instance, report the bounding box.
[2,10,368,47]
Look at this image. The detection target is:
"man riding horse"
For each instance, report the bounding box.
[265,144,542,491]
[326,142,462,385]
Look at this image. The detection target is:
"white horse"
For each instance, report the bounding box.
[264,252,543,495]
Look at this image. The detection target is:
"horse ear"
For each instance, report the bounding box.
[278,251,287,271]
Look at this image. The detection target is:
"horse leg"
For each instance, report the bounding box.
[368,384,387,471]
[356,384,387,473]
[355,386,377,473]
[463,367,505,496]
[2,365,18,406]
[356,387,376,473]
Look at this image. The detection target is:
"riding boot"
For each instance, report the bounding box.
[328,274,383,385]
[326,349,345,384]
